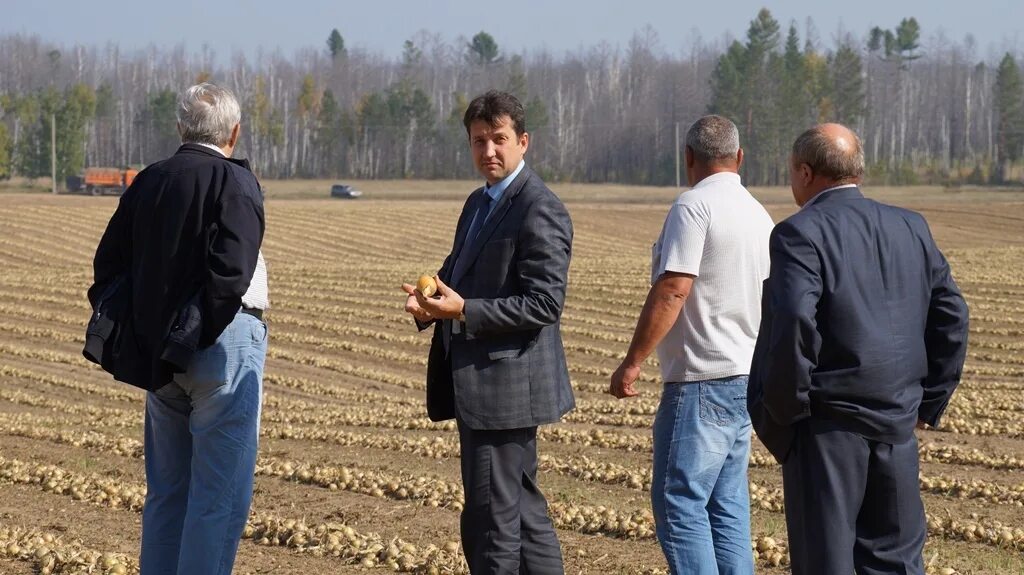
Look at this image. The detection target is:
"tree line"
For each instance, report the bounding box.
[1,8,1022,187]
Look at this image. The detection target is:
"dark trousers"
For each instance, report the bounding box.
[782,419,926,575]
[457,420,565,575]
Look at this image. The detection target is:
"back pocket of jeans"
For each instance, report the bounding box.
[698,382,747,426]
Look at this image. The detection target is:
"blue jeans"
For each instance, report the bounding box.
[140,312,267,575]
[651,376,753,575]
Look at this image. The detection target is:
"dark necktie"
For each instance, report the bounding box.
[464,193,494,247]
[451,193,494,287]
[444,192,494,354]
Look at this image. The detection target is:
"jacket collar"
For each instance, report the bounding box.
[804,184,863,208]
[176,143,254,172]
[472,163,531,241]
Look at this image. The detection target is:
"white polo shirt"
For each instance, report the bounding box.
[651,172,773,382]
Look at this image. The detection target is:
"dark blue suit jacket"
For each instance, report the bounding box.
[748,186,969,462]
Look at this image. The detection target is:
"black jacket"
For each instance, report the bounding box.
[87,144,264,390]
[748,187,969,462]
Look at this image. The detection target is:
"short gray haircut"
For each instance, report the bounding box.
[176,83,241,146]
[792,126,865,182]
[686,115,740,163]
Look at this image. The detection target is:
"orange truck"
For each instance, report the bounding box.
[65,167,139,196]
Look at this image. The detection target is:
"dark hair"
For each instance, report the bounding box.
[463,90,526,136]
[792,125,865,182]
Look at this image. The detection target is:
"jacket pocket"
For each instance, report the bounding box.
[486,335,524,361]
[161,292,203,373]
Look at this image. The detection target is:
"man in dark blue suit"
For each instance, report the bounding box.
[748,123,969,575]
[402,90,573,574]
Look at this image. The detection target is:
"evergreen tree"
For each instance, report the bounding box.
[827,43,866,127]
[995,53,1024,182]
[143,89,180,161]
[708,41,747,123]
[779,24,812,153]
[402,40,422,70]
[525,96,549,134]
[506,55,528,101]
[712,10,782,182]
[867,27,885,54]
[95,84,115,118]
[742,9,782,183]
[0,122,10,179]
[315,89,346,177]
[870,18,922,68]
[327,29,346,60]
[895,18,921,63]
[466,32,500,66]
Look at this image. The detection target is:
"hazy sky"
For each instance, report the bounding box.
[4,0,1022,61]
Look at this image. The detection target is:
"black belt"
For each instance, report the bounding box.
[241,307,264,321]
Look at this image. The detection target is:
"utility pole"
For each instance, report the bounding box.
[51,114,57,195]
[674,122,680,188]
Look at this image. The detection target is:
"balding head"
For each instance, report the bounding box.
[793,123,864,183]
[789,123,864,206]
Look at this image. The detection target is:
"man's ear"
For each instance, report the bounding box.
[799,163,814,186]
[229,123,241,148]
[520,131,529,153]
[684,145,695,168]
[735,148,744,170]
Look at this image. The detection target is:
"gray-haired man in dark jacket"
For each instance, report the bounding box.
[89,82,268,575]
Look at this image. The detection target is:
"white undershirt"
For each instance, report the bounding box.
[188,141,270,310]
[242,252,269,310]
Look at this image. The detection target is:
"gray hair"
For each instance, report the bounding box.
[176,83,241,146]
[792,125,865,182]
[686,115,740,163]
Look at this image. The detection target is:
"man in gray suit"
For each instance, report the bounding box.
[402,90,574,574]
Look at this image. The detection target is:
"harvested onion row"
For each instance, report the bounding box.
[0,523,136,575]
[0,455,468,574]
[6,415,1010,567]
[4,381,1020,478]
[0,364,140,403]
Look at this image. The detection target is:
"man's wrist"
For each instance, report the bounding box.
[622,353,644,369]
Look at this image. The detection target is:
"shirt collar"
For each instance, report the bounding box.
[190,142,227,157]
[802,183,858,210]
[484,159,526,201]
[691,171,741,190]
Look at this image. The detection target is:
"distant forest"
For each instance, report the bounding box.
[2,8,1023,187]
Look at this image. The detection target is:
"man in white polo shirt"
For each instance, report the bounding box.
[610,115,773,575]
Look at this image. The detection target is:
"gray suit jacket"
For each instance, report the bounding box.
[422,166,575,430]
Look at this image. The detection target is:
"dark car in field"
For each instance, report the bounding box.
[330,184,363,199]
